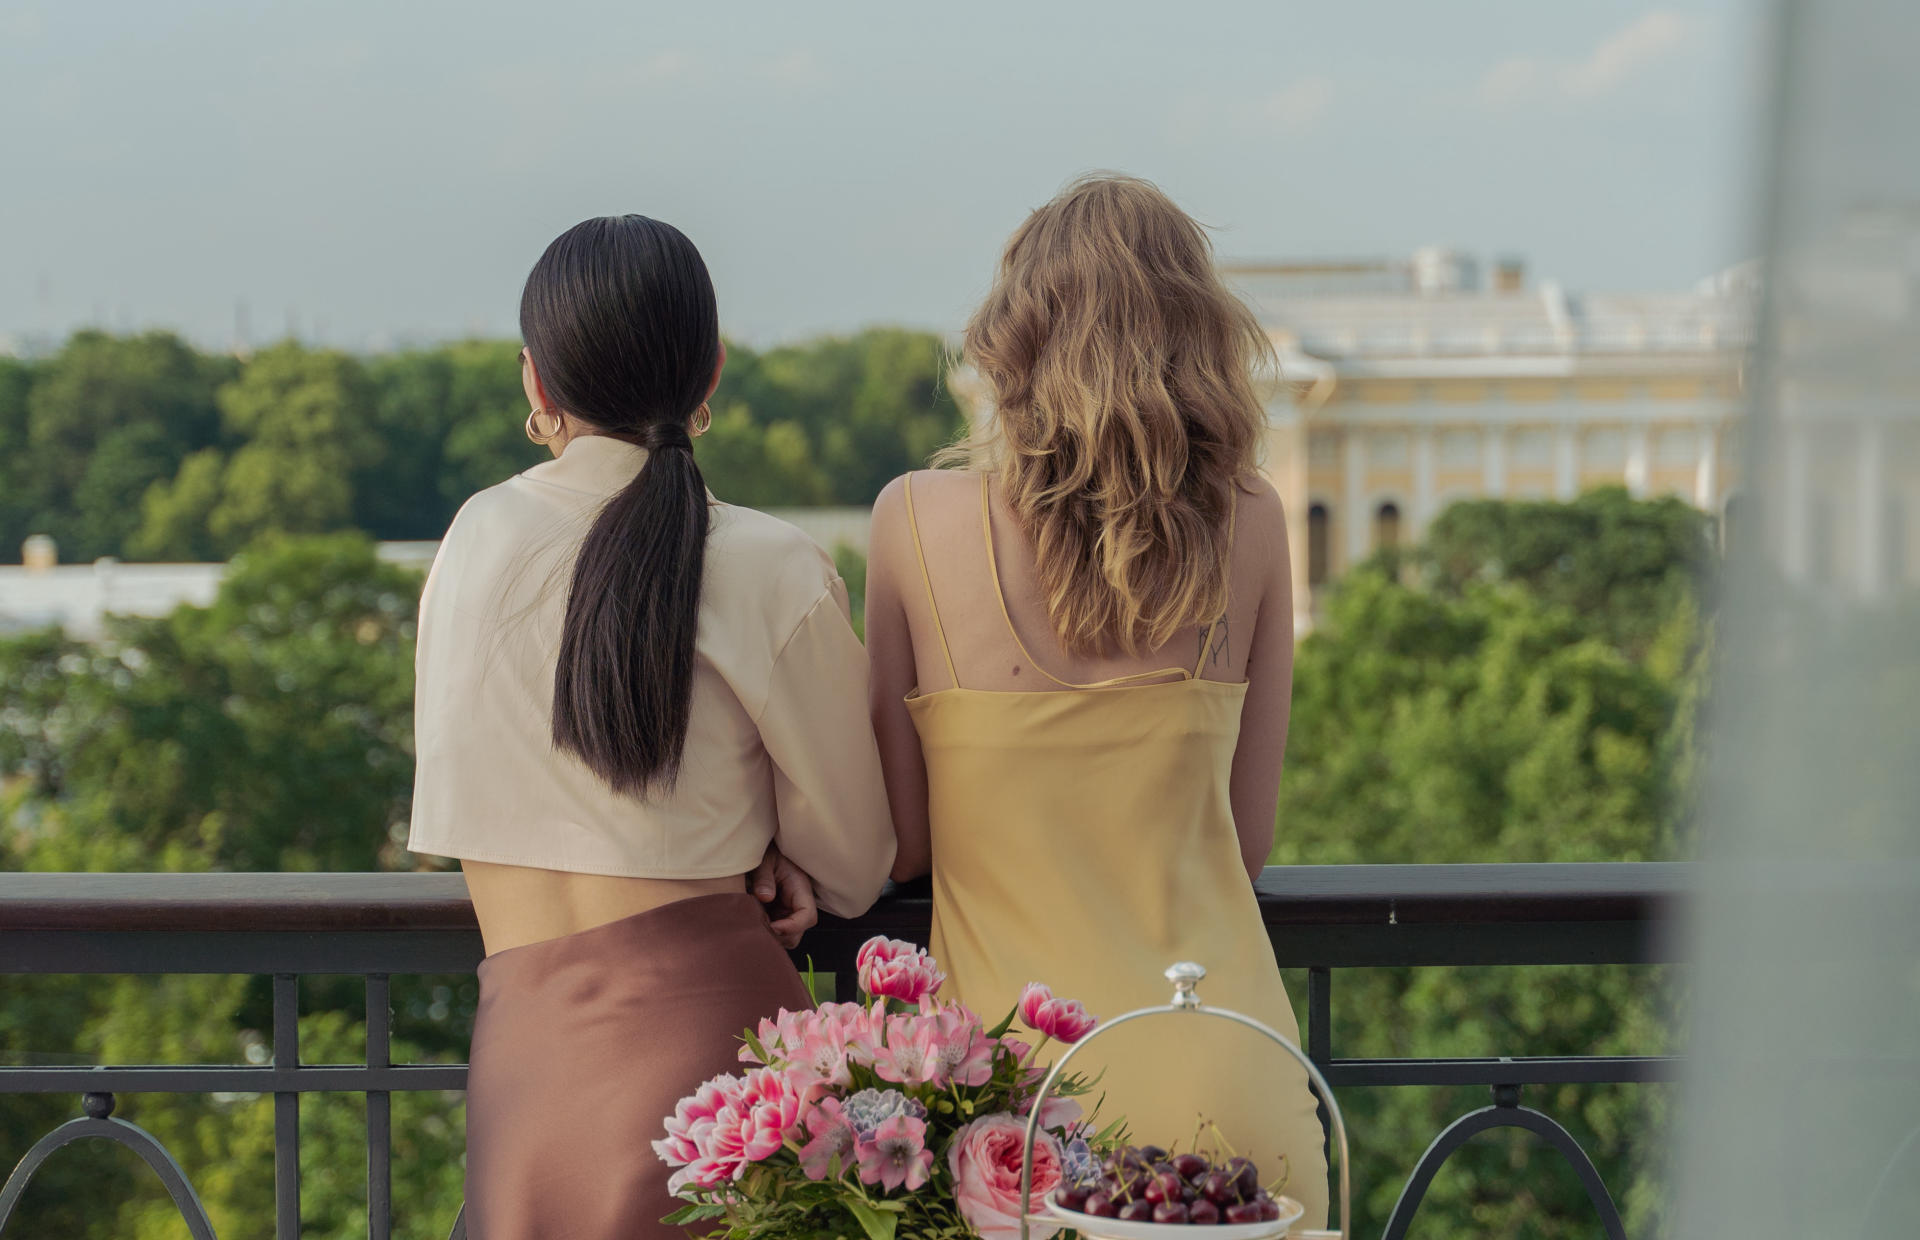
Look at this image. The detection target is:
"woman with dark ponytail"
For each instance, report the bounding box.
[409,216,895,1238]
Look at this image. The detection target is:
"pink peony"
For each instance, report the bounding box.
[797,1096,857,1181]
[857,1114,934,1192]
[948,1113,1064,1240]
[857,937,947,1004]
[1016,983,1097,1045]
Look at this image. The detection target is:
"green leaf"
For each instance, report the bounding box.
[985,1004,1019,1040]
[846,1197,898,1240]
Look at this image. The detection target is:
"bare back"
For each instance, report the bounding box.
[866,467,1297,881]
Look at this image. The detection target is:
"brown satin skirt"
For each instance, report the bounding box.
[464,892,814,1240]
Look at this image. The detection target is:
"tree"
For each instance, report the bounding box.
[1417,487,1716,658]
[21,332,230,561]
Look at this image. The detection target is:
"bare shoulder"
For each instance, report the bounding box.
[872,469,977,540]
[1234,473,1289,542]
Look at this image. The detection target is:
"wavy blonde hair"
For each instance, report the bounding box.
[943,173,1272,656]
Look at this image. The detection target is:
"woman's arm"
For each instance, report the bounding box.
[1228,482,1297,882]
[756,577,897,917]
[867,477,934,882]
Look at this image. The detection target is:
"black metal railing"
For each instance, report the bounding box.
[0,864,1681,1239]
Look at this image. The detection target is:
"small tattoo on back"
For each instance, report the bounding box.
[1199,620,1229,668]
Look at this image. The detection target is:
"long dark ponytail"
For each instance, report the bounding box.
[520,215,720,796]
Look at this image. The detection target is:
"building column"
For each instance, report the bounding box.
[1483,429,1508,498]
[1781,419,1811,583]
[1554,426,1579,500]
[1694,424,1719,510]
[1856,420,1885,599]
[1625,424,1651,498]
[1344,431,1368,567]
[1412,428,1436,537]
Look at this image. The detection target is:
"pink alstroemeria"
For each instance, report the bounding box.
[814,1000,886,1067]
[872,1014,943,1085]
[1015,1090,1085,1132]
[797,1096,857,1181]
[740,1006,816,1065]
[929,1005,995,1087]
[1016,983,1097,1045]
[856,937,947,1005]
[858,1114,934,1192]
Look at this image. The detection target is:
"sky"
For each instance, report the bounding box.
[0,0,1765,352]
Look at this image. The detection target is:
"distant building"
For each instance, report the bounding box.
[1236,249,1756,628]
[0,540,438,639]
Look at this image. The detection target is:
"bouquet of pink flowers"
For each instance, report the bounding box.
[656,937,1111,1240]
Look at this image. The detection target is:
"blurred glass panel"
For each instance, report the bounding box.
[1675,0,1920,1235]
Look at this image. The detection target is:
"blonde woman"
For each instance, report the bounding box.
[866,175,1328,1225]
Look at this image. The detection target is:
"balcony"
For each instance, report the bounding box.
[0,864,1679,1240]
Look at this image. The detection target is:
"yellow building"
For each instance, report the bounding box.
[1234,250,1755,629]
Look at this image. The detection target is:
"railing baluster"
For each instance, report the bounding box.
[273,973,301,1240]
[1307,966,1333,1166]
[367,974,392,1240]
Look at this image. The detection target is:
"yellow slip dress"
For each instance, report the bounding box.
[901,475,1329,1227]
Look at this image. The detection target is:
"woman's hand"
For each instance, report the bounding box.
[748,843,819,949]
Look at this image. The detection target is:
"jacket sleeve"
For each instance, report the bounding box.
[754,579,898,917]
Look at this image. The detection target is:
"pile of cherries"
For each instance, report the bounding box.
[1056,1144,1287,1226]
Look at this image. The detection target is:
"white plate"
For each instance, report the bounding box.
[1042,1191,1305,1240]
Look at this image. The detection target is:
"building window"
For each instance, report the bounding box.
[1583,427,1627,466]
[1374,501,1402,551]
[1656,427,1700,465]
[1307,503,1331,586]
[1370,432,1410,467]
[1438,429,1480,467]
[1511,428,1554,466]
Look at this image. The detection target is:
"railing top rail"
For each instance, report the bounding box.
[0,863,1685,935]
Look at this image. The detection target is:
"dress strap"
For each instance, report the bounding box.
[904,472,960,689]
[1190,486,1243,678]
[980,474,1191,691]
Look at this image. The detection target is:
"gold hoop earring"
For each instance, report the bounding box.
[525,407,561,445]
[690,402,712,437]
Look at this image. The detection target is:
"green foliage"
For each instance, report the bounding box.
[1417,486,1716,658]
[5,327,958,566]
[1273,491,1707,1238]
[10,331,230,561]
[703,329,966,507]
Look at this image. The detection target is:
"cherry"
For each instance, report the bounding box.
[1152,1201,1190,1224]
[1189,1199,1221,1225]
[1057,1186,1091,1212]
[1200,1171,1238,1206]
[1138,1145,1169,1164]
[1172,1152,1211,1182]
[1225,1157,1259,1199]
[1143,1171,1185,1205]
[1084,1191,1116,1218]
[1258,1197,1283,1222]
[1224,1202,1264,1225]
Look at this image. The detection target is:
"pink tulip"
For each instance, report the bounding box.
[857,1114,934,1192]
[1016,983,1097,1045]
[857,937,947,1004]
